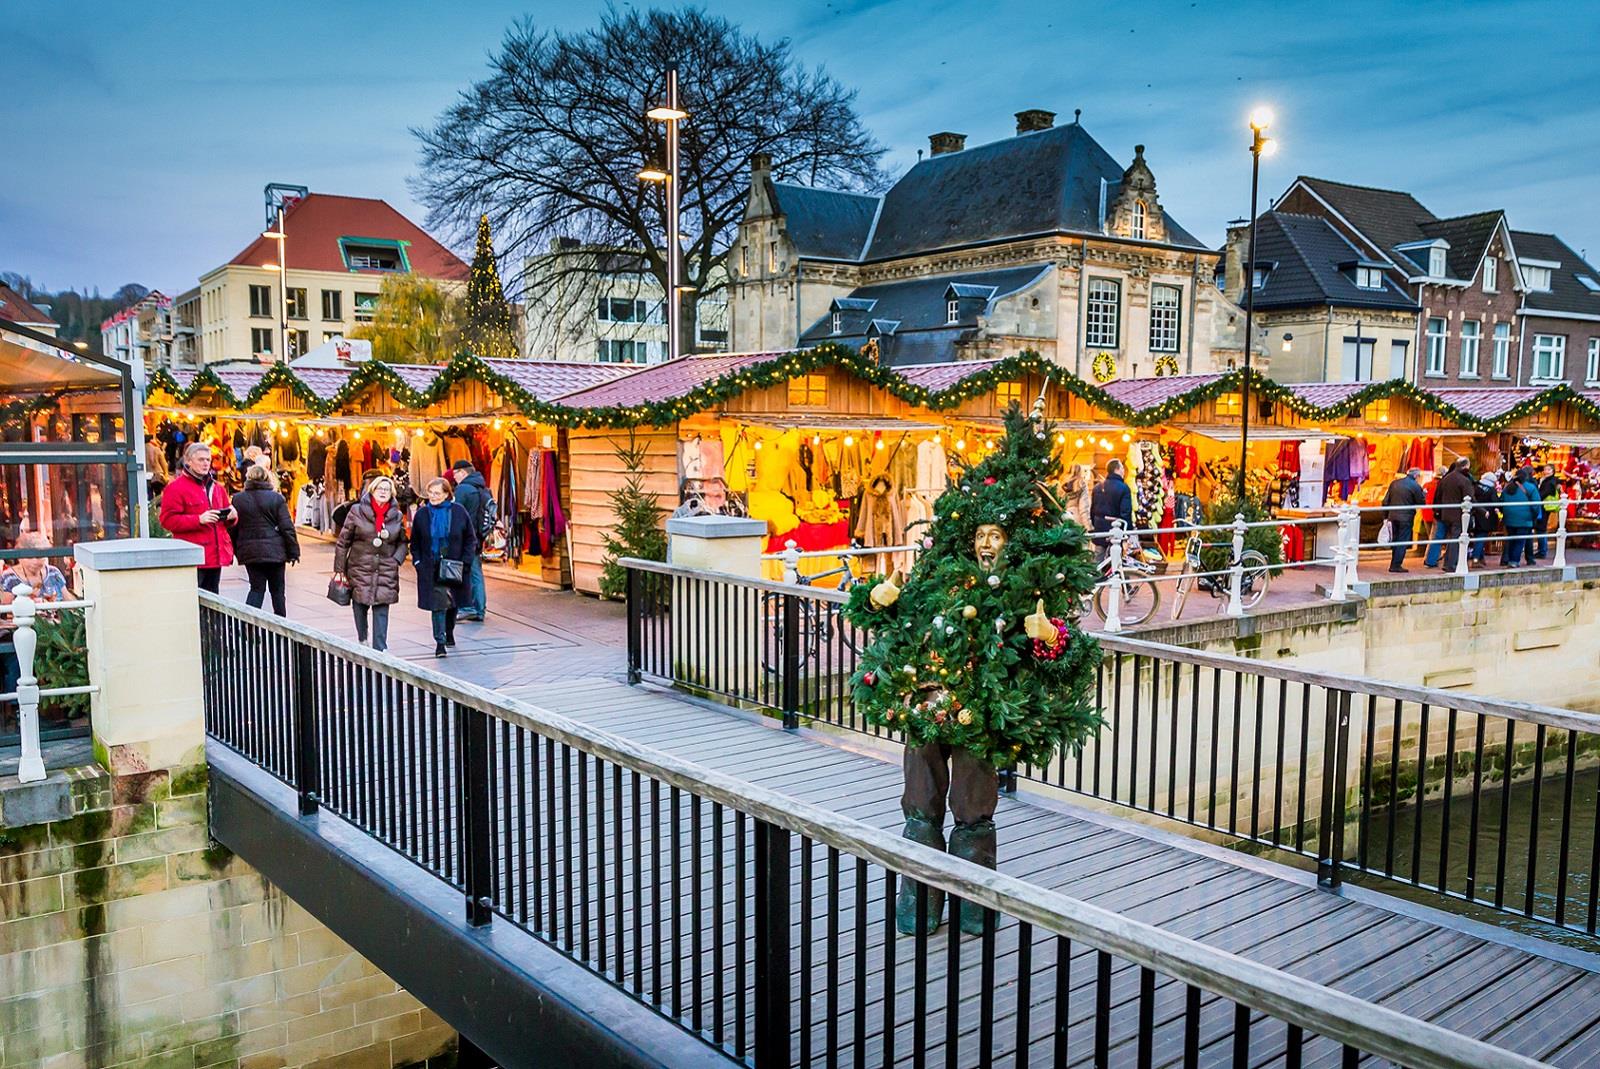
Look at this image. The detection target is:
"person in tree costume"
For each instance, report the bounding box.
[843,400,1102,935]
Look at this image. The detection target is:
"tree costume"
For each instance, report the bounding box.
[842,401,1102,934]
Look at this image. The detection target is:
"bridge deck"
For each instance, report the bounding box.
[453,675,1600,1067]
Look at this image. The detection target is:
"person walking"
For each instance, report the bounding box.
[159,441,236,592]
[333,475,407,652]
[449,460,491,621]
[1381,467,1426,573]
[229,464,300,616]
[1433,459,1475,572]
[1088,459,1135,559]
[1500,467,1542,568]
[411,478,477,658]
[1422,468,1447,568]
[1534,464,1560,559]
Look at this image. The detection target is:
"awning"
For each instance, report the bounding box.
[0,328,122,391]
[738,415,941,432]
[1515,432,1600,449]
[1167,424,1340,443]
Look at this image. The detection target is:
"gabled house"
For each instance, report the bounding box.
[1274,177,1523,387]
[0,284,57,337]
[1220,212,1420,383]
[730,111,1244,377]
[1510,231,1600,387]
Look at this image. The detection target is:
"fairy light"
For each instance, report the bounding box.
[353,430,362,440]
[1122,432,1132,443]
[1074,438,1085,449]
[843,435,854,447]
[954,438,966,451]
[875,439,884,451]
[1099,438,1111,450]
[754,440,763,451]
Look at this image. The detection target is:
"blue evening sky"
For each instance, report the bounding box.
[4,0,1597,294]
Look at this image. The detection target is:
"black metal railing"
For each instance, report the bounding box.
[200,592,1535,1069]
[621,559,1600,939]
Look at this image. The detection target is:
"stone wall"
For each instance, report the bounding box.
[0,761,455,1069]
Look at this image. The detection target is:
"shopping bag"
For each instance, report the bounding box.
[1376,519,1394,545]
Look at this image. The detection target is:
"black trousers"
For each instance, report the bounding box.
[244,562,287,616]
[197,568,221,594]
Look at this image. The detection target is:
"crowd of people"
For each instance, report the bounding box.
[1385,461,1564,573]
[156,441,492,658]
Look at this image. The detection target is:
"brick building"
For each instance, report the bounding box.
[1510,230,1600,387]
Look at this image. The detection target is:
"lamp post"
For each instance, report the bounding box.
[262,207,288,362]
[641,69,688,364]
[1238,107,1276,498]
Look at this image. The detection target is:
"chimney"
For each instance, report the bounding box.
[749,152,772,175]
[928,132,966,157]
[1223,219,1250,298]
[1015,109,1055,134]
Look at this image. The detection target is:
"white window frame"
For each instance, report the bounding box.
[1522,264,1553,292]
[250,327,274,357]
[248,284,271,318]
[1148,284,1181,352]
[1483,257,1497,293]
[1492,322,1511,379]
[831,311,842,335]
[1428,247,1447,278]
[1085,278,1121,349]
[1531,334,1567,383]
[1425,318,1447,376]
[1131,201,1146,240]
[1354,266,1383,290]
[1459,320,1481,377]
[1588,338,1600,386]
[946,299,960,325]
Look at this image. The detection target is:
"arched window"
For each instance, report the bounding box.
[1131,200,1147,240]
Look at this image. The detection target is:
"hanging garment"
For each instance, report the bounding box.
[853,475,906,574]
[532,450,566,555]
[1133,441,1165,528]
[1298,440,1327,507]
[306,435,327,483]
[334,439,353,490]
[680,437,707,480]
[915,438,949,497]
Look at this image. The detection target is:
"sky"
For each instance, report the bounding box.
[4,0,1598,296]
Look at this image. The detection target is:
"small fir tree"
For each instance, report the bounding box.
[599,430,668,599]
[461,214,517,357]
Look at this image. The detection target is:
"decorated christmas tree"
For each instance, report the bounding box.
[461,214,517,358]
[842,401,1103,771]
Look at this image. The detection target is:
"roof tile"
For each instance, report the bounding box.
[229,193,468,280]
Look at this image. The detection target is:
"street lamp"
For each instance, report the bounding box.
[1238,106,1277,498]
[263,209,288,362]
[640,69,687,363]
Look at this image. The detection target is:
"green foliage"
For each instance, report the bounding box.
[34,608,90,717]
[841,404,1103,769]
[349,275,464,364]
[0,274,148,354]
[599,430,667,600]
[461,215,517,358]
[1199,491,1285,574]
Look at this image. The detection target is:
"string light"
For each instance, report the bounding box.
[843,435,854,447]
[1074,438,1085,449]
[955,438,966,450]
[1121,432,1132,443]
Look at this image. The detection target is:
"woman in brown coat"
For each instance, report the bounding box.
[333,476,406,651]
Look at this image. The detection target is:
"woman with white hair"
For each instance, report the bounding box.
[332,475,406,651]
[158,441,236,592]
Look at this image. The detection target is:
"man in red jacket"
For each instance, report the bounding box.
[159,442,237,592]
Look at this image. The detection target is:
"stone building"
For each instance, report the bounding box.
[728,110,1246,379]
[1510,230,1600,387]
[1273,178,1524,387]
[1220,212,1420,383]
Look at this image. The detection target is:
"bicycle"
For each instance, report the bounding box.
[762,551,865,675]
[1090,544,1163,626]
[1170,523,1271,619]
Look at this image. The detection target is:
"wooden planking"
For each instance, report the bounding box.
[568,426,679,594]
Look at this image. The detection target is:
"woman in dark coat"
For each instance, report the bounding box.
[333,476,406,652]
[410,477,478,657]
[230,464,300,616]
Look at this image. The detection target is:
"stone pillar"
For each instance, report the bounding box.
[74,538,206,776]
[667,514,767,577]
[666,515,768,693]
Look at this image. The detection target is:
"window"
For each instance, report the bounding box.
[1149,284,1181,352]
[1579,276,1600,293]
[250,327,274,356]
[1363,399,1391,423]
[1588,339,1600,385]
[352,291,380,322]
[249,284,271,318]
[286,288,308,319]
[995,381,1023,407]
[1341,337,1376,381]
[1522,264,1553,292]
[1215,392,1242,417]
[1425,318,1447,376]
[598,297,648,323]
[1492,322,1511,378]
[1389,340,1409,380]
[1085,278,1120,348]
[1428,247,1447,278]
[768,243,777,272]
[1130,200,1146,240]
[323,331,341,343]
[946,299,960,325]
[1251,266,1270,289]
[597,339,647,363]
[787,374,827,406]
[288,329,310,357]
[831,311,842,335]
[344,243,402,271]
[1483,257,1498,292]
[1354,266,1384,290]
[1459,320,1481,377]
[1532,334,1567,381]
[321,289,343,320]
[740,245,750,277]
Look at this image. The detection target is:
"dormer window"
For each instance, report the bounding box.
[1251,266,1270,289]
[946,299,960,325]
[1428,247,1447,278]
[1355,266,1384,290]
[1131,201,1147,240]
[1521,260,1557,292]
[831,311,842,335]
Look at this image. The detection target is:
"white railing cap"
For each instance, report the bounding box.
[664,515,768,539]
[75,538,203,571]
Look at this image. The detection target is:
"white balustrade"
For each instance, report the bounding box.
[2,585,96,785]
[1225,514,1247,618]
[1103,521,1125,634]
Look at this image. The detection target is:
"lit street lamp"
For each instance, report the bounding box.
[263,209,288,362]
[1238,106,1277,498]
[640,69,688,364]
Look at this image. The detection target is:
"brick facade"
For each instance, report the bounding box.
[1521,312,1600,388]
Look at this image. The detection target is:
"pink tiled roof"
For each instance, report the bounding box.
[895,359,1002,393]
[387,364,444,393]
[1430,388,1544,420]
[1101,373,1225,411]
[213,367,268,397]
[481,358,639,401]
[1286,381,1374,407]
[552,352,782,410]
[292,367,353,401]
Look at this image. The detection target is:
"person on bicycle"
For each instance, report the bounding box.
[1089,459,1135,560]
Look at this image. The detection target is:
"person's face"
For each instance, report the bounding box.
[426,485,449,506]
[974,524,1007,571]
[372,482,393,504]
[185,450,211,478]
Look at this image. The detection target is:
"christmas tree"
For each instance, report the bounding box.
[599,430,667,599]
[842,401,1103,770]
[461,214,517,358]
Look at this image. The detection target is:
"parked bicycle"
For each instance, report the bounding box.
[761,551,864,675]
[1090,543,1163,626]
[1171,522,1271,618]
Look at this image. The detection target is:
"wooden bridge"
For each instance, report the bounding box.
[199,563,1600,1068]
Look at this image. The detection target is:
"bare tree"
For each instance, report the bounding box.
[412,6,887,356]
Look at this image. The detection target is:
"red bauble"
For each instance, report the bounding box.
[863,671,877,687]
[1031,618,1072,661]
[983,477,996,485]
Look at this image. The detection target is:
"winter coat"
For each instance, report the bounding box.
[1434,467,1476,515]
[452,470,492,533]
[1089,473,1134,533]
[409,501,478,612]
[1382,475,1425,535]
[1500,479,1542,529]
[159,471,236,568]
[333,498,407,606]
[229,482,300,565]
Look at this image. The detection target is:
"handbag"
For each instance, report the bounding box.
[435,557,465,587]
[1376,519,1394,545]
[326,577,353,606]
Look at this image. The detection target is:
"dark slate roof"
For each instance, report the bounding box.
[1512,231,1600,317]
[1249,213,1418,312]
[1417,211,1503,281]
[1294,177,1436,266]
[771,183,880,261]
[859,123,1204,260]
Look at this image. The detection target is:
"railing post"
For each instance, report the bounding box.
[1455,500,1472,577]
[8,584,45,784]
[1342,505,1362,588]
[292,642,319,816]
[1328,513,1349,602]
[753,818,793,1069]
[1317,689,1352,888]
[457,705,494,928]
[780,593,801,730]
[625,566,643,685]
[1103,522,1125,634]
[1554,494,1569,569]
[1225,514,1247,618]
[781,539,802,585]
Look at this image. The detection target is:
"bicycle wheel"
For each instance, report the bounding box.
[1238,550,1271,610]
[1093,577,1159,627]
